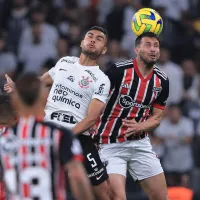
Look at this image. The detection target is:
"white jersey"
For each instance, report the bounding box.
[44,56,110,134]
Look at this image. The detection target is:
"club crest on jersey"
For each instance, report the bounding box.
[78,76,92,88]
[152,86,162,96]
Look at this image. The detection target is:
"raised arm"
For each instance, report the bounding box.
[4,72,53,93]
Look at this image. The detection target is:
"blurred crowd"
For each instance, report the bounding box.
[1,0,200,199]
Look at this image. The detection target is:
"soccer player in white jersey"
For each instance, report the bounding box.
[4,26,111,200]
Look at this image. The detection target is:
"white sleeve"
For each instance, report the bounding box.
[92,76,111,104]
[48,58,62,80]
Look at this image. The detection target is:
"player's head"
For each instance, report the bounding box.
[12,73,48,113]
[80,26,108,60]
[167,104,181,124]
[0,94,17,127]
[135,32,160,68]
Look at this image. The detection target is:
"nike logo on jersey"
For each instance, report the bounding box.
[59,69,67,72]
[96,174,103,180]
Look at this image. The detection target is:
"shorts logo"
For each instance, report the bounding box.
[78,76,92,88]
[96,174,103,180]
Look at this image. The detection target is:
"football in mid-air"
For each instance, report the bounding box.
[131,8,163,36]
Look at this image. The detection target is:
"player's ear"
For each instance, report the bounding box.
[102,46,107,55]
[80,40,83,48]
[134,47,139,55]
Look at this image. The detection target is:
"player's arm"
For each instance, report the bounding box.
[65,160,93,200]
[123,77,169,137]
[4,71,53,93]
[59,130,93,200]
[39,72,53,86]
[72,98,106,135]
[73,77,111,135]
[4,58,62,93]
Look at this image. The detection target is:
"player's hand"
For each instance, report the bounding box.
[4,74,15,93]
[122,119,142,138]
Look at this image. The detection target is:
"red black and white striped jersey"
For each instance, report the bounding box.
[96,59,169,144]
[0,116,83,200]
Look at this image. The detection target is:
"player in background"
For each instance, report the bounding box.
[0,94,17,132]
[0,73,93,200]
[95,32,169,200]
[0,94,17,200]
[4,26,111,200]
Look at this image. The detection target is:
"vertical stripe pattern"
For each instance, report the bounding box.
[96,59,168,143]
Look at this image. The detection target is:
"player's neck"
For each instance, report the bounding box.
[79,54,97,66]
[18,105,45,119]
[136,57,154,78]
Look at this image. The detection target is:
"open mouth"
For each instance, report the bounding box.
[89,44,95,48]
[149,54,156,59]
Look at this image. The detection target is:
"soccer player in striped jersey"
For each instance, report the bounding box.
[95,32,169,200]
[0,73,93,200]
[0,94,17,200]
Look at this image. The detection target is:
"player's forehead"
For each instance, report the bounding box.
[141,37,159,44]
[85,30,106,40]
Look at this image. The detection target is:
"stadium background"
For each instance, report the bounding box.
[0,0,200,199]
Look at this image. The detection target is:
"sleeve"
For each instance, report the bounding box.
[48,58,63,80]
[104,62,117,89]
[59,129,84,165]
[92,76,111,104]
[153,78,169,110]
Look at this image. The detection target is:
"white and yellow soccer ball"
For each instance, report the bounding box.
[131,8,163,36]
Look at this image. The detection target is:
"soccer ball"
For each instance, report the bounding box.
[131,8,163,36]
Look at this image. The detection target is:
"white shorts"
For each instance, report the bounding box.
[99,137,163,181]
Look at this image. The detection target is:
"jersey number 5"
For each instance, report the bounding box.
[87,153,97,168]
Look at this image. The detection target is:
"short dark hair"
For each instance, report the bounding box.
[0,94,16,120]
[15,73,41,106]
[135,32,160,47]
[87,26,108,40]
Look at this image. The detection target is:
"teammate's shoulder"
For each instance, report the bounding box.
[58,56,78,64]
[153,65,168,81]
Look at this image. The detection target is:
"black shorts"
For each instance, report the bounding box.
[78,135,108,186]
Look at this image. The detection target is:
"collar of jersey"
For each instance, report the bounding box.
[76,60,99,69]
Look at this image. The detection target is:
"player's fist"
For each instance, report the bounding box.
[4,74,14,93]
